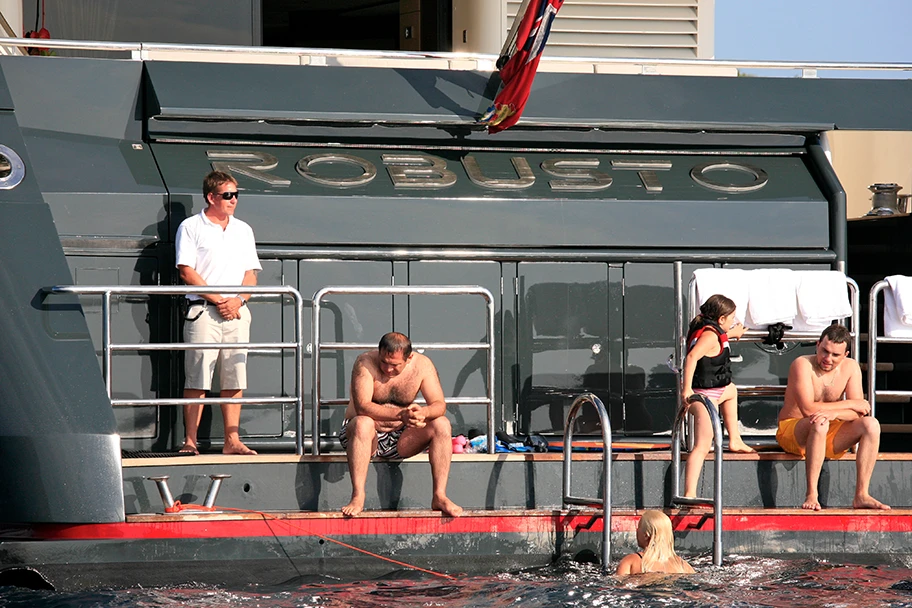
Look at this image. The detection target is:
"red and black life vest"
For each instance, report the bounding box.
[686,318,732,389]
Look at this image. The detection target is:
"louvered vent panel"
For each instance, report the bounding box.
[506,0,707,59]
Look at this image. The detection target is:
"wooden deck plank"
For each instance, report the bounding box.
[121,450,912,466]
[125,506,912,523]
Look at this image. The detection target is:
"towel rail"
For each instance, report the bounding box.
[867,280,912,417]
[686,272,859,400]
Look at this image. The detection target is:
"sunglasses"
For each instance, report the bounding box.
[216,191,239,200]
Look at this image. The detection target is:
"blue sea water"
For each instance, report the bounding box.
[3,555,912,607]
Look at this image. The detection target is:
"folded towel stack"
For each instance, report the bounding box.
[746,268,798,329]
[693,268,853,333]
[791,270,853,332]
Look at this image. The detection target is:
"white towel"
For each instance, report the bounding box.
[884,275,912,337]
[886,275,912,324]
[692,268,749,325]
[746,268,798,328]
[791,271,853,332]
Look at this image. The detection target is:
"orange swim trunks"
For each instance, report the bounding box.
[776,417,848,460]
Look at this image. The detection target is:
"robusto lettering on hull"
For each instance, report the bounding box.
[206,149,771,196]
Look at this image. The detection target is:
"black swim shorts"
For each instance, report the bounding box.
[339,418,404,459]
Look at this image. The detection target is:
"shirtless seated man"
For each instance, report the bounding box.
[339,332,463,518]
[778,324,889,511]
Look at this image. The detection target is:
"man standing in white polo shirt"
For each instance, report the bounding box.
[175,170,262,455]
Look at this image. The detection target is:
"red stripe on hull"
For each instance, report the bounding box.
[4,511,912,541]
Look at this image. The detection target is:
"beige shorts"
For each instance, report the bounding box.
[183,302,252,391]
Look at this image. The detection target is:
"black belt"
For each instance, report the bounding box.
[188,300,219,307]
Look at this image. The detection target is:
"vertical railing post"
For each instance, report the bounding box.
[674,262,685,440]
[486,291,496,455]
[295,291,305,456]
[102,290,113,398]
[848,279,860,359]
[868,281,887,417]
[312,292,323,456]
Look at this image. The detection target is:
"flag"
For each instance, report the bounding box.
[479,0,564,134]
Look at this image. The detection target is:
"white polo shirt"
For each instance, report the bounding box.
[175,210,262,301]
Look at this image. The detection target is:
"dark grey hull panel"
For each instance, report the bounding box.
[0,534,555,590]
[3,506,911,591]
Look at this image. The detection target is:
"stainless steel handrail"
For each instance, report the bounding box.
[257,248,839,264]
[866,280,912,417]
[48,284,308,454]
[311,285,496,456]
[4,36,912,78]
[672,266,860,568]
[561,392,612,572]
[317,342,490,351]
[4,37,141,52]
[670,393,724,567]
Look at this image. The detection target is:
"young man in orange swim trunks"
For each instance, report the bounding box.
[778,324,890,511]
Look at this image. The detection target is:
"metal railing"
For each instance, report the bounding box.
[683,268,860,399]
[670,262,860,567]
[4,36,912,79]
[311,285,496,456]
[47,284,308,453]
[867,279,912,417]
[561,393,612,572]
[670,393,724,566]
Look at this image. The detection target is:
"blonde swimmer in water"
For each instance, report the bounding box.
[616,510,694,575]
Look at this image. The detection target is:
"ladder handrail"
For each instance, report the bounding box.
[670,393,724,566]
[311,285,496,456]
[47,284,308,453]
[561,392,612,572]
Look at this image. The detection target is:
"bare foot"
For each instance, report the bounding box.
[727,442,756,454]
[802,495,822,511]
[178,442,199,455]
[431,496,464,517]
[854,494,891,510]
[341,495,365,517]
[223,440,257,455]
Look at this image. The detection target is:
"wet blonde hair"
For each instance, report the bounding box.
[638,510,680,572]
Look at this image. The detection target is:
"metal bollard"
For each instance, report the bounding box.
[146,475,175,511]
[203,474,232,508]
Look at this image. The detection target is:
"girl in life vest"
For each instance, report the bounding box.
[682,294,755,497]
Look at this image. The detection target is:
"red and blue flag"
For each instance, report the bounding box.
[479,0,564,134]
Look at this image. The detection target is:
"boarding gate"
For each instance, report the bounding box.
[311,285,496,456]
[48,284,311,451]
